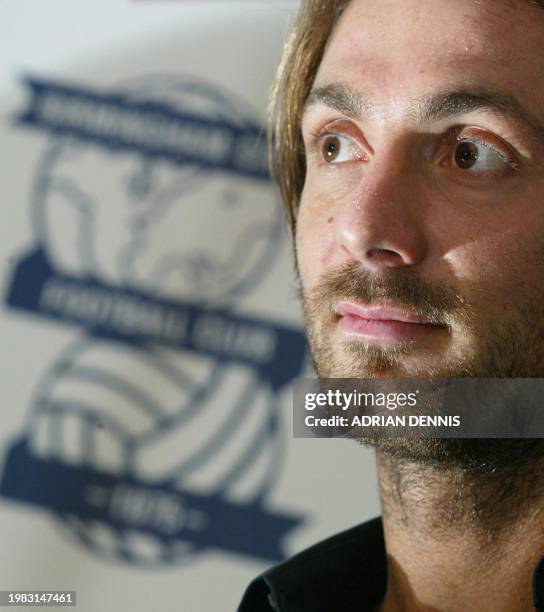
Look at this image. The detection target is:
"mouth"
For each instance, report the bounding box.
[335,301,448,346]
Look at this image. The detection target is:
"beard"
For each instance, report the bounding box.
[301,261,544,471]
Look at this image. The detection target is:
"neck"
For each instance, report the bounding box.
[376,449,544,612]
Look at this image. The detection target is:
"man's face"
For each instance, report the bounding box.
[298,0,544,380]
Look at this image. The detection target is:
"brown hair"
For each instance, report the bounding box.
[268,0,349,236]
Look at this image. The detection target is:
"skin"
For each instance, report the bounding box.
[296,0,544,610]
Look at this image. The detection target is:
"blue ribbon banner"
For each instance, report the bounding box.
[1,440,302,562]
[6,249,307,390]
[16,76,269,180]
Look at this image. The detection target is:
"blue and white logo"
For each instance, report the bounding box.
[1,75,307,566]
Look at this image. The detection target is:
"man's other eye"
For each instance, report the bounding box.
[320,134,361,164]
[450,139,514,172]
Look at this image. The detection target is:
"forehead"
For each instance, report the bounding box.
[315,0,544,116]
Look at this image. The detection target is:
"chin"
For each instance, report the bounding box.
[360,438,544,472]
[313,342,458,379]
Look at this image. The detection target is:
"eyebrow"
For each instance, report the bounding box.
[305,82,544,140]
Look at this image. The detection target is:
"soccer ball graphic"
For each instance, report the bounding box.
[27,337,284,566]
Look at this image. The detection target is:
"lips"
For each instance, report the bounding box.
[335,302,446,345]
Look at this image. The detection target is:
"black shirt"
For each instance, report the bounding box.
[238,517,386,611]
[238,516,544,611]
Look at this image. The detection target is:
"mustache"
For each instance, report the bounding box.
[303,262,469,327]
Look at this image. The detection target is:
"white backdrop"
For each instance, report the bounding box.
[0,2,379,611]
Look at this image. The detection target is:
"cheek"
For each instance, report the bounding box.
[444,225,544,313]
[427,178,544,299]
[295,185,340,289]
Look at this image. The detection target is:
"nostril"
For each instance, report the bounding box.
[367,248,401,259]
[365,248,407,268]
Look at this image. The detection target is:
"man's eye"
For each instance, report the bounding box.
[320,134,359,164]
[452,140,510,172]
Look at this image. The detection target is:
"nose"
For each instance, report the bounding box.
[335,156,429,271]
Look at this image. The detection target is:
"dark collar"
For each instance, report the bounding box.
[240,516,544,612]
[239,517,386,611]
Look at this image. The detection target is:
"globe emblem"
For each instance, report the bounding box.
[23,76,287,565]
[31,75,283,305]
